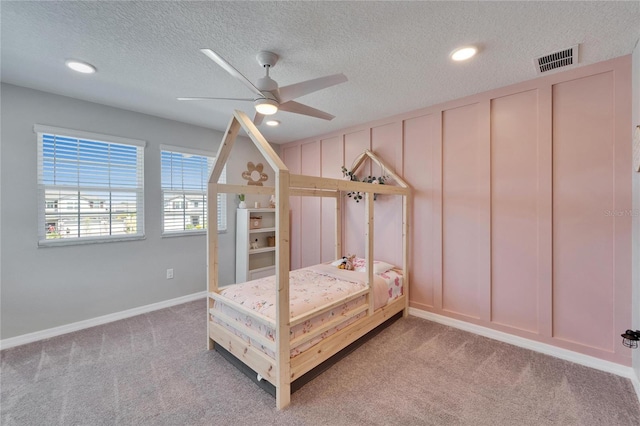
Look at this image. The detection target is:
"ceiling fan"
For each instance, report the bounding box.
[178,49,348,125]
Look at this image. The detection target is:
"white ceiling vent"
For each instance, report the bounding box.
[535,44,579,74]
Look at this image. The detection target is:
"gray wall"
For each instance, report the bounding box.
[632,41,640,382]
[0,83,275,339]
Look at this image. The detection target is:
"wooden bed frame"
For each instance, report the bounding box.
[207,110,411,409]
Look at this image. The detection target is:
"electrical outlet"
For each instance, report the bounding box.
[166,268,174,279]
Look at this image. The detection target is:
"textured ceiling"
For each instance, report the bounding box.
[2,1,639,144]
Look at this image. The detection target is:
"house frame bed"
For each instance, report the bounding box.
[207,110,411,409]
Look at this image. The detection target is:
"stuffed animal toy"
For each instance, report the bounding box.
[335,254,356,270]
[344,254,356,271]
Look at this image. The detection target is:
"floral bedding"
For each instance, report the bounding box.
[211,264,403,358]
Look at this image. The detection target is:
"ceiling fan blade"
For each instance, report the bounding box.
[200,49,264,98]
[278,73,348,103]
[177,97,254,101]
[279,100,335,120]
[253,112,265,126]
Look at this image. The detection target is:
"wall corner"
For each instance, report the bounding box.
[631,38,640,388]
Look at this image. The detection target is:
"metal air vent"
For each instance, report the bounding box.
[535,44,579,74]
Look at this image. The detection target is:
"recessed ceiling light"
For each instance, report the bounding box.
[450,46,477,61]
[265,120,280,127]
[65,59,97,74]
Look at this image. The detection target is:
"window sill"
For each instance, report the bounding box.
[162,229,227,238]
[38,234,146,247]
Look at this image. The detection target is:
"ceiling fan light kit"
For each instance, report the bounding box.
[179,49,347,125]
[255,98,278,115]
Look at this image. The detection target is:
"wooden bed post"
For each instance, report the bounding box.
[403,193,411,317]
[365,192,375,316]
[207,182,218,350]
[207,182,219,295]
[206,115,241,350]
[226,110,293,409]
[276,169,291,409]
[335,193,342,260]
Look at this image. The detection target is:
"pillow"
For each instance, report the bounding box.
[352,257,395,274]
[330,258,345,267]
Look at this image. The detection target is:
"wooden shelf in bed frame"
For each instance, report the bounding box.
[206,110,412,409]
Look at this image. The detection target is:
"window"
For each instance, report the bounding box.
[160,146,226,234]
[36,125,145,246]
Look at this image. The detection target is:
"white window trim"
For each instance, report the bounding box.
[159,144,214,158]
[162,229,227,238]
[35,125,146,246]
[38,234,146,247]
[34,124,146,148]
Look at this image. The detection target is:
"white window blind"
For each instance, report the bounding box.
[160,147,226,234]
[35,125,145,246]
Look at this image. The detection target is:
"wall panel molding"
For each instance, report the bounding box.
[441,103,483,319]
[489,89,541,333]
[282,55,633,366]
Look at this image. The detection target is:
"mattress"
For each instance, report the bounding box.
[210,263,403,358]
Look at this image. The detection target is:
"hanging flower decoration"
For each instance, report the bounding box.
[341,166,389,203]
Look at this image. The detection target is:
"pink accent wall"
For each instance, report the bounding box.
[403,114,440,309]
[343,130,370,258]
[372,122,404,267]
[282,145,301,270]
[320,136,344,262]
[300,142,321,268]
[490,90,542,333]
[281,56,633,365]
[552,72,617,351]
[442,103,484,319]
[632,37,640,381]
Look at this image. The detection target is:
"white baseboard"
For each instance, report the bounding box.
[409,307,640,403]
[631,373,640,403]
[0,291,207,351]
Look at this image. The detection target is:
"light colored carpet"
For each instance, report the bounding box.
[2,299,639,425]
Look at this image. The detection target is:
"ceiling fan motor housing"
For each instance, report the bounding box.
[256,75,278,92]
